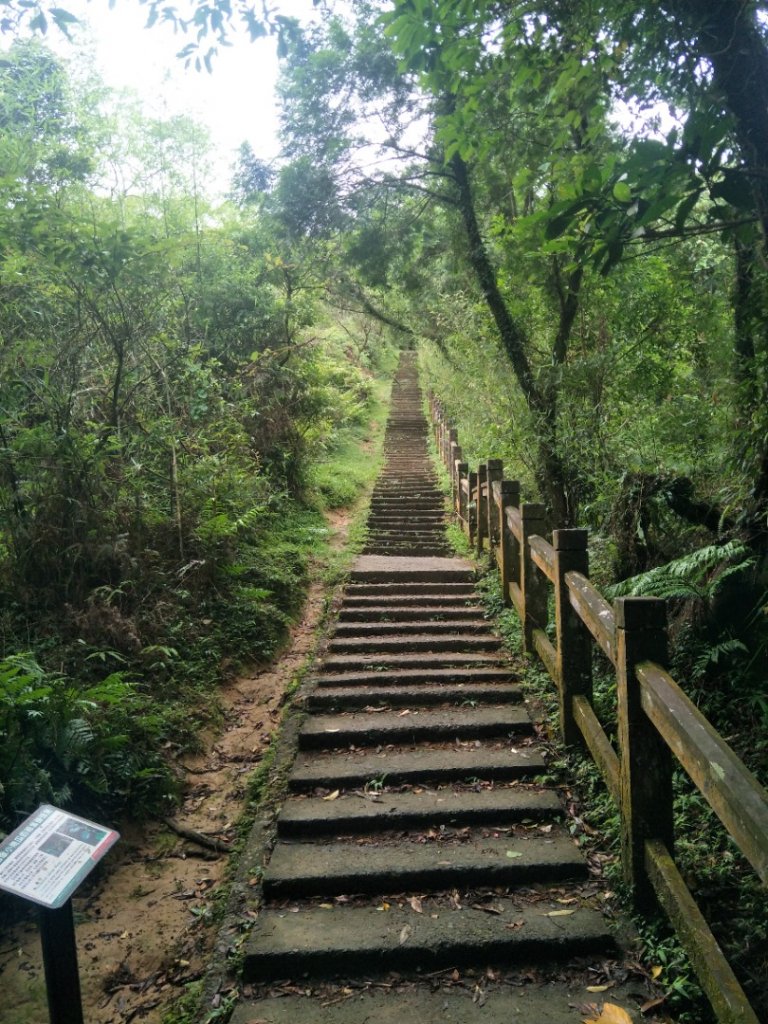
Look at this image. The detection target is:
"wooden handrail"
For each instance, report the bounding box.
[572,694,620,801]
[528,534,555,582]
[428,393,767,1023]
[638,661,768,884]
[645,839,759,1023]
[565,571,616,665]
[505,504,522,541]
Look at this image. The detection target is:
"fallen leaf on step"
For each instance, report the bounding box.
[582,1004,633,1024]
[323,790,340,801]
[505,850,523,859]
[586,984,612,993]
[546,909,576,917]
[397,709,411,716]
[319,903,334,909]
[640,997,666,1014]
[409,896,423,914]
[471,903,502,915]
[399,924,412,945]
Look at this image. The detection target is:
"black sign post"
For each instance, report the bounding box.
[0,804,119,1024]
[40,899,84,1024]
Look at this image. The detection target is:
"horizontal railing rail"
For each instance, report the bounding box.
[429,392,766,1024]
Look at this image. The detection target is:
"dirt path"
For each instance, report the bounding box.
[0,512,355,1024]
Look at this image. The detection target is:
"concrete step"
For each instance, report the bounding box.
[327,634,501,654]
[314,667,516,686]
[363,547,453,558]
[345,584,476,597]
[288,745,546,792]
[351,556,473,583]
[333,620,492,636]
[370,499,446,508]
[276,786,563,837]
[231,986,642,1024]
[321,651,509,672]
[338,606,483,622]
[242,901,619,982]
[298,707,532,749]
[306,683,524,711]
[262,833,587,898]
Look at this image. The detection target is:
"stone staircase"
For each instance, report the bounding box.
[231,354,643,1023]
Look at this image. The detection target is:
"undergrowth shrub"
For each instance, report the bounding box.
[0,653,177,832]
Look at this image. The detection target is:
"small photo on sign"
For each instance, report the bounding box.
[39,834,73,858]
[59,819,108,847]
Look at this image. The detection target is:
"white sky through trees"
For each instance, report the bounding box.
[44,0,322,198]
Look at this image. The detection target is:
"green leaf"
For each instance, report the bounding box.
[612,180,632,203]
[709,169,754,211]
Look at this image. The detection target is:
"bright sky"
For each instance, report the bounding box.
[52,0,322,194]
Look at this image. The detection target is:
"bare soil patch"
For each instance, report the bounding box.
[0,514,353,1024]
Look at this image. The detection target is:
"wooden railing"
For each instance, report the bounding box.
[430,394,768,1024]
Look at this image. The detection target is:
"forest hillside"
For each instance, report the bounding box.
[1,2,767,1022]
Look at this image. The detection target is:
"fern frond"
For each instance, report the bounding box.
[607,542,753,601]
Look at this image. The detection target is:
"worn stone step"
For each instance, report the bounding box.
[276,786,562,837]
[320,651,510,672]
[306,683,524,711]
[288,746,546,792]
[351,555,473,583]
[345,584,476,597]
[365,519,446,529]
[328,634,501,655]
[315,667,515,686]
[338,606,483,622]
[371,491,443,499]
[231,986,643,1024]
[333,620,492,637]
[262,833,587,899]
[342,595,479,608]
[363,532,447,539]
[364,547,453,558]
[242,901,618,982]
[370,499,445,509]
[298,707,532,749]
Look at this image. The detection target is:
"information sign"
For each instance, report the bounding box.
[0,803,119,909]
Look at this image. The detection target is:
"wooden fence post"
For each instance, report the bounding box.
[520,503,548,653]
[499,480,521,604]
[467,469,477,544]
[457,462,469,527]
[447,428,458,472]
[450,440,462,508]
[433,402,443,448]
[553,529,592,745]
[486,460,504,558]
[475,463,488,557]
[615,596,674,911]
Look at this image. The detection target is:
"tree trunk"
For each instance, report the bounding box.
[669,1,768,253]
[449,151,576,525]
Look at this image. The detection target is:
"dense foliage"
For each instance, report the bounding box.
[1,1,767,1014]
[0,40,392,832]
